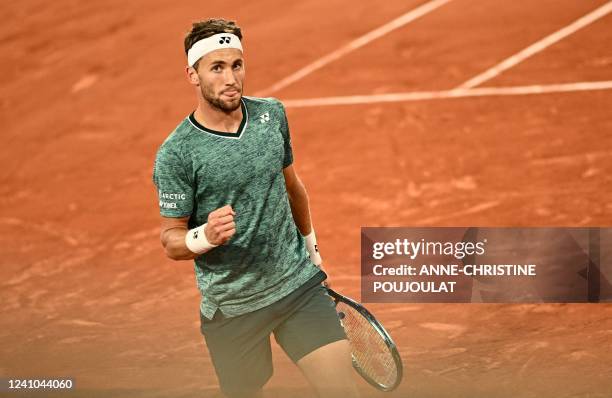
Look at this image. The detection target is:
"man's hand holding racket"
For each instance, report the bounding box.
[308,231,403,391]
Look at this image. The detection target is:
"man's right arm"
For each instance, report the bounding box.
[160,205,237,261]
[160,216,196,260]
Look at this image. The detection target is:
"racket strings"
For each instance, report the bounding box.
[336,302,398,388]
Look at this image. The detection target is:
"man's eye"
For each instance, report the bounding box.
[211,65,222,72]
[233,63,242,70]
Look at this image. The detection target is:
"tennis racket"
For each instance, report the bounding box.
[326,287,403,392]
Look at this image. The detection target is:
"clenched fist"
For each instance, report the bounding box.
[205,205,236,245]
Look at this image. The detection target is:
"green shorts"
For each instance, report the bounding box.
[199,270,347,396]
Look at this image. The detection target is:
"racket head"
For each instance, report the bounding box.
[326,287,403,392]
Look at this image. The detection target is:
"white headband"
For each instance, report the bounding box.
[187,33,243,67]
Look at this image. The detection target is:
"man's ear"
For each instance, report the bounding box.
[186,66,200,86]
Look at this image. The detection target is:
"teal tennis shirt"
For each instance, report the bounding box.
[152,96,322,319]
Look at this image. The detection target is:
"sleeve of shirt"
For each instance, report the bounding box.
[277,100,294,168]
[152,145,194,217]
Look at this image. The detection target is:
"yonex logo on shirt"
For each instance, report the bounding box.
[259,112,270,123]
[158,191,185,209]
[159,200,178,209]
[219,36,231,44]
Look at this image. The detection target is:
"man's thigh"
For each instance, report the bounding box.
[297,339,360,398]
[273,284,347,363]
[200,309,275,397]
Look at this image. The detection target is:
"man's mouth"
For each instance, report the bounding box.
[221,88,240,98]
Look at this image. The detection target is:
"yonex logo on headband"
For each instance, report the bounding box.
[187,33,243,67]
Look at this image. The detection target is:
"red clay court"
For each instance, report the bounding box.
[2,0,612,397]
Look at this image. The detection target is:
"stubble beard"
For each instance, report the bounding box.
[201,84,242,113]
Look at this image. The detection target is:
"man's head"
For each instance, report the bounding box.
[185,19,244,112]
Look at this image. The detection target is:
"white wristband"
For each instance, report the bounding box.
[185,223,218,254]
[304,230,322,266]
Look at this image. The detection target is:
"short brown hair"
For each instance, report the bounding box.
[184,19,243,69]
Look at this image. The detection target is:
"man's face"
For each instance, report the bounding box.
[194,48,245,112]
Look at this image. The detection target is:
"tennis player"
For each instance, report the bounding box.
[152,19,360,398]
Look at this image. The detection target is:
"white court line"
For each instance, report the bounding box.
[255,0,453,97]
[282,81,612,108]
[457,1,612,89]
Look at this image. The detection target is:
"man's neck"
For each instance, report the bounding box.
[194,99,243,133]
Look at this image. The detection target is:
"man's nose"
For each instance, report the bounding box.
[224,68,237,85]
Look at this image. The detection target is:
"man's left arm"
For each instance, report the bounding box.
[283,165,322,265]
[283,164,312,235]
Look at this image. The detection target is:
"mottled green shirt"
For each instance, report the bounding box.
[153,96,322,319]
